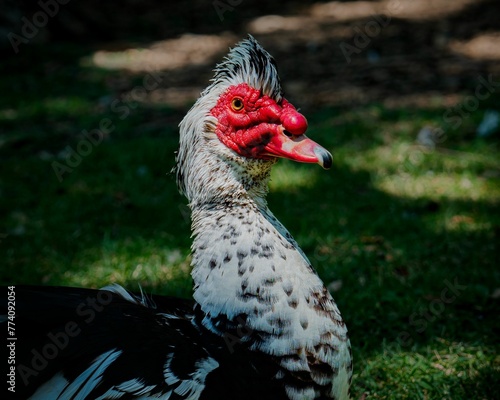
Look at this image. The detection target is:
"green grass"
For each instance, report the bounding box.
[1,44,499,399]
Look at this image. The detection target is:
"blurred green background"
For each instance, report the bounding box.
[1,1,499,398]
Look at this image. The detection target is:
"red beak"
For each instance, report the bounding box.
[263,128,333,169]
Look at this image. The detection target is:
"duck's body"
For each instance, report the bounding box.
[4,36,352,400]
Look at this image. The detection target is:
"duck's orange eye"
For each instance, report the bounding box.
[231,97,244,111]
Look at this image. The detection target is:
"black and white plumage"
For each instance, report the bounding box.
[3,36,352,400]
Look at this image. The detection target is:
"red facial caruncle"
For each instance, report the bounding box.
[210,83,332,169]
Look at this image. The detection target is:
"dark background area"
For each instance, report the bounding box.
[2,0,500,109]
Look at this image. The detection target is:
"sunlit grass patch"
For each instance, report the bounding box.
[60,239,192,296]
[354,339,500,399]
[270,160,319,192]
[376,173,499,203]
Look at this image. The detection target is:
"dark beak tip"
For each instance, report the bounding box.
[322,154,333,170]
[315,147,333,170]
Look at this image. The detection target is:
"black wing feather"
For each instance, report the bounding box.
[2,286,288,400]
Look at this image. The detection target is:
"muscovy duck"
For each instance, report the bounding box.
[3,36,352,400]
